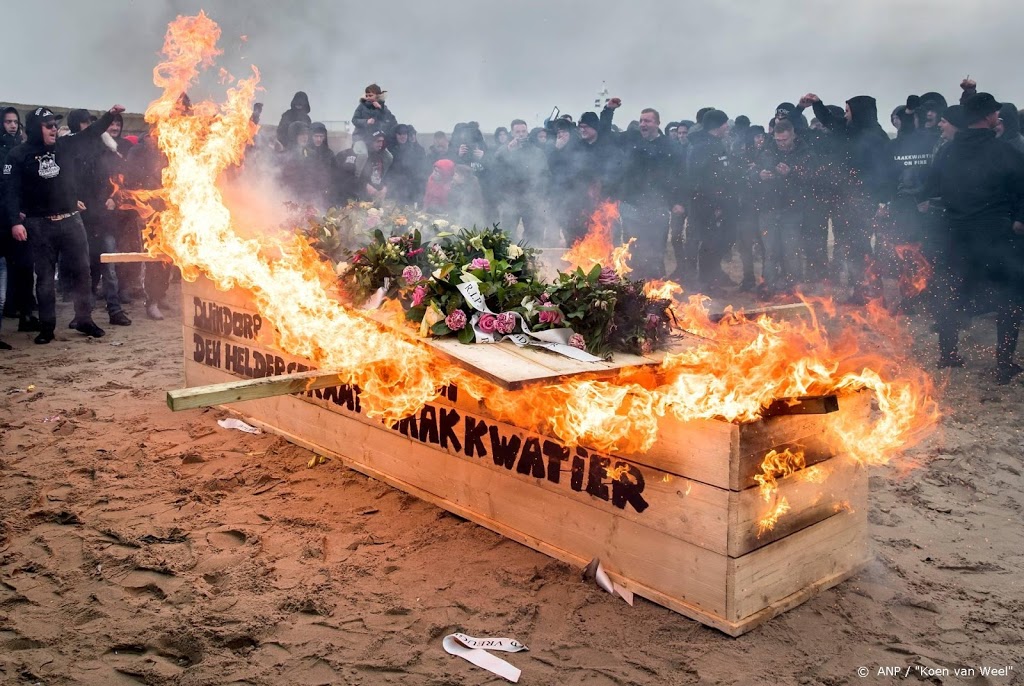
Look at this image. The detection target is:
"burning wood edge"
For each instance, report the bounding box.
[708,302,810,324]
[100,252,171,263]
[166,370,345,411]
[761,395,840,419]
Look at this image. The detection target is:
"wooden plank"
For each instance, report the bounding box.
[184,360,731,617]
[761,395,839,418]
[727,503,869,622]
[709,302,811,323]
[167,370,345,411]
[728,457,866,556]
[100,252,169,263]
[735,392,872,490]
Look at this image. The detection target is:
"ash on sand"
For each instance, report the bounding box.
[0,282,1021,686]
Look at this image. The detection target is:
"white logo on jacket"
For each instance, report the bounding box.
[2,163,10,175]
[35,153,60,180]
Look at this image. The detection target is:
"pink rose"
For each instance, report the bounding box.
[407,247,424,258]
[389,236,403,244]
[539,292,550,304]
[366,214,380,228]
[598,267,619,285]
[538,309,563,326]
[469,257,491,271]
[402,265,423,283]
[568,333,586,350]
[412,285,427,307]
[478,313,498,333]
[445,309,468,331]
[495,312,517,335]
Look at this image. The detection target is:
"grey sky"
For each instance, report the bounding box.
[6,0,1019,133]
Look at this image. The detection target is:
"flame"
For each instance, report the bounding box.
[563,201,634,277]
[893,244,933,300]
[758,499,791,537]
[137,14,938,525]
[753,449,806,536]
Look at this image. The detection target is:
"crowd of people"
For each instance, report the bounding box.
[2,78,1023,382]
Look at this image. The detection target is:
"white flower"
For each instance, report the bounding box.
[335,261,350,275]
[433,219,450,229]
[507,244,524,259]
[432,268,443,280]
[368,208,381,217]
[323,228,332,237]
[469,236,484,250]
[461,271,481,284]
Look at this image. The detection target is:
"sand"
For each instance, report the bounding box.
[1,283,1022,686]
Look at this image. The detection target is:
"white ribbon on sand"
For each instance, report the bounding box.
[583,558,634,606]
[442,633,529,682]
[456,281,602,363]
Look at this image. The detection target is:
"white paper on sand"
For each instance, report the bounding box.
[442,633,528,683]
[583,558,634,606]
[217,418,262,434]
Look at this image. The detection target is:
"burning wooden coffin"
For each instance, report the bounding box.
[178,275,870,637]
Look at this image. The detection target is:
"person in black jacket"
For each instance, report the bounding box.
[686,109,737,289]
[920,93,1024,383]
[388,124,427,206]
[996,103,1024,154]
[802,92,893,303]
[351,84,397,154]
[276,91,311,150]
[4,105,124,343]
[307,122,335,209]
[614,107,684,280]
[1,106,40,339]
[755,120,817,297]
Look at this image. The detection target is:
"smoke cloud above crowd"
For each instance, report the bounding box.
[4,0,1019,131]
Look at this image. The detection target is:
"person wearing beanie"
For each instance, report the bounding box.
[995,103,1024,154]
[276,91,311,149]
[920,92,1024,382]
[3,104,125,343]
[800,92,892,304]
[493,118,550,244]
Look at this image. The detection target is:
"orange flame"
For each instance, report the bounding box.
[137,15,938,509]
[894,244,933,299]
[563,201,634,277]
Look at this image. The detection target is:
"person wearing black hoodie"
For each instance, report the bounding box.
[920,93,1024,383]
[803,92,893,303]
[996,103,1024,154]
[4,105,123,343]
[307,122,335,209]
[2,106,40,339]
[276,91,311,149]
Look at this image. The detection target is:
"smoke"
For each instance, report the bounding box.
[5,0,1021,134]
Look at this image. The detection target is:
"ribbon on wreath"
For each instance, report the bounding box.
[456,281,602,363]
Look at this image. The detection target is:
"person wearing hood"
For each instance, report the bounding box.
[883,95,941,301]
[74,110,136,327]
[307,122,335,209]
[494,127,509,148]
[920,93,1024,383]
[422,159,455,213]
[4,105,124,343]
[280,120,313,201]
[358,130,393,201]
[2,106,40,337]
[802,92,893,303]
[388,124,427,206]
[276,91,311,149]
[995,103,1024,154]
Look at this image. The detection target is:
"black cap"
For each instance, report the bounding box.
[394,123,410,135]
[578,111,600,130]
[734,115,751,128]
[34,107,63,123]
[553,118,574,132]
[775,102,797,119]
[370,129,386,139]
[963,93,1001,124]
[702,109,729,129]
[941,105,967,130]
